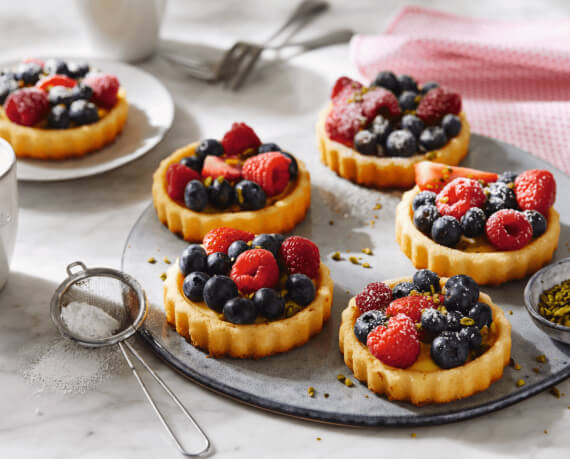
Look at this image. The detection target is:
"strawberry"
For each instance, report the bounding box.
[279,236,320,279]
[4,88,49,126]
[386,295,441,323]
[331,76,363,104]
[355,282,392,315]
[361,86,401,121]
[165,163,200,201]
[201,156,242,182]
[203,227,255,255]
[36,74,77,91]
[83,73,120,109]
[221,122,261,156]
[230,248,279,293]
[514,169,556,216]
[436,177,486,220]
[486,209,533,251]
[416,87,461,125]
[414,161,498,193]
[242,152,291,197]
[366,313,420,368]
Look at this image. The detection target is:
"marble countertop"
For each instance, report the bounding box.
[0,1,568,458]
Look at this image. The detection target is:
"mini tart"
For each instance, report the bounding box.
[0,89,128,160]
[339,277,512,405]
[152,143,311,241]
[316,104,470,189]
[395,186,561,285]
[164,262,333,358]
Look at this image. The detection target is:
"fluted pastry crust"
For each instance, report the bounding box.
[395,186,561,285]
[152,142,311,241]
[339,277,512,405]
[316,104,470,189]
[0,89,128,160]
[164,262,334,358]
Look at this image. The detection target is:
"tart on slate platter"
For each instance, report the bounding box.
[339,270,511,405]
[153,122,311,241]
[316,71,470,189]
[395,162,560,284]
[0,58,127,159]
[164,227,333,358]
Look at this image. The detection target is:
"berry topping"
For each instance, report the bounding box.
[401,114,424,138]
[420,82,439,94]
[419,126,448,150]
[458,326,482,350]
[413,204,440,235]
[0,76,18,105]
[414,161,498,193]
[325,98,367,147]
[367,314,420,369]
[431,215,462,247]
[203,275,238,312]
[420,309,448,335]
[413,269,440,293]
[183,272,210,302]
[279,236,320,278]
[47,105,70,129]
[399,91,418,111]
[436,177,486,220]
[468,302,493,329]
[201,155,243,182]
[280,151,298,178]
[253,288,285,319]
[354,309,387,344]
[371,114,393,144]
[258,142,281,154]
[44,59,68,75]
[184,180,208,211]
[227,240,250,261]
[355,282,392,315]
[166,163,200,201]
[497,171,518,184]
[179,244,207,276]
[242,152,291,197]
[251,233,282,258]
[386,295,438,322]
[235,180,267,210]
[430,331,469,369]
[444,275,480,314]
[206,252,231,276]
[446,310,463,331]
[48,86,75,106]
[392,281,416,299]
[523,210,547,238]
[69,100,99,125]
[353,130,377,155]
[412,190,437,211]
[397,74,418,93]
[230,249,279,294]
[286,273,316,306]
[330,76,359,101]
[484,182,518,216]
[460,207,487,238]
[15,62,42,84]
[196,138,224,159]
[385,129,417,157]
[221,122,261,156]
[361,87,401,120]
[223,297,257,324]
[514,169,556,216]
[371,71,401,95]
[83,73,120,109]
[36,74,77,91]
[207,177,234,209]
[180,155,203,173]
[203,227,255,255]
[442,114,462,138]
[485,209,533,251]
[4,88,49,126]
[416,87,461,125]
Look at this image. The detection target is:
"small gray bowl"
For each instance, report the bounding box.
[524,257,570,345]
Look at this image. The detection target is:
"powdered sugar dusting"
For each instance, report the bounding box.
[61,301,121,340]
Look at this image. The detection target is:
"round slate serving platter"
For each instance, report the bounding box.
[121,134,569,427]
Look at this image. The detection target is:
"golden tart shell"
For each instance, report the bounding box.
[339,277,512,405]
[164,262,334,358]
[0,89,128,160]
[395,186,561,285]
[152,142,311,241]
[316,103,470,189]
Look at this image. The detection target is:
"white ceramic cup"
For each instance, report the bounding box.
[0,138,18,291]
[76,0,167,62]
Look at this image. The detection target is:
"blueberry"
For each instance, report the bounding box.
[419,126,448,150]
[401,114,424,138]
[15,62,42,85]
[258,142,281,153]
[48,86,75,106]
[397,74,418,93]
[497,171,518,184]
[421,81,439,94]
[446,310,463,331]
[421,309,447,335]
[442,114,462,138]
[372,70,401,95]
[484,182,518,216]
[0,76,18,104]
[223,297,257,324]
[280,152,298,179]
[399,91,418,111]
[431,331,469,368]
[66,62,90,79]
[468,302,493,329]
[413,204,440,235]
[431,215,461,247]
[179,244,207,275]
[208,177,234,209]
[444,275,480,313]
[180,155,203,173]
[253,288,285,320]
[251,234,280,258]
[354,310,387,344]
[207,252,231,275]
[182,272,210,302]
[354,130,377,156]
[412,191,437,211]
[413,269,440,293]
[392,281,416,299]
[460,207,486,238]
[184,180,208,211]
[47,105,70,129]
[196,138,223,159]
[385,129,417,157]
[286,274,316,306]
[272,233,285,248]
[203,275,238,312]
[235,180,266,210]
[44,59,69,76]
[69,84,93,102]
[69,100,99,125]
[371,114,392,146]
[227,240,250,261]
[458,326,482,350]
[523,210,547,237]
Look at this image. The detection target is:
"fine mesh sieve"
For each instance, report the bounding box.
[50,261,211,457]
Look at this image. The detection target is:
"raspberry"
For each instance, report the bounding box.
[366,313,420,368]
[36,74,77,91]
[4,88,49,126]
[242,152,291,197]
[386,294,442,323]
[514,169,556,216]
[83,73,120,109]
[230,249,279,293]
[436,177,485,220]
[279,236,320,279]
[221,122,261,156]
[361,87,401,121]
[201,155,242,182]
[355,282,392,315]
[330,76,360,101]
[416,87,461,125]
[325,101,365,147]
[203,227,255,255]
[165,163,200,201]
[486,209,533,251]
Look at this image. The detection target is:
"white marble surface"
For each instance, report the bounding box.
[0,1,568,458]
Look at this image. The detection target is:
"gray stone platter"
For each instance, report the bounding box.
[121,134,569,427]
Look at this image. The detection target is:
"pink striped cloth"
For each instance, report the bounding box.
[350,6,570,174]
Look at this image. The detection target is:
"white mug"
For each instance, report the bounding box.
[76,0,167,62]
[0,138,17,291]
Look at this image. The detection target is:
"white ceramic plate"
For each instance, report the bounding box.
[2,57,174,181]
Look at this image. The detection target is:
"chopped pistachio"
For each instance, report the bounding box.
[316,437,322,441]
[362,262,371,269]
[509,310,513,315]
[536,354,547,364]
[203,176,213,187]
[344,378,354,387]
[537,279,570,326]
[361,248,373,255]
[532,367,540,374]
[349,256,360,265]
[374,203,382,210]
[514,363,521,371]
[307,386,315,397]
[160,272,167,281]
[336,374,346,382]
[332,251,342,261]
[147,257,157,264]
[410,433,417,438]
[516,379,526,387]
[163,257,171,264]
[329,220,334,226]
[544,430,548,435]
[549,386,561,399]
[460,317,475,326]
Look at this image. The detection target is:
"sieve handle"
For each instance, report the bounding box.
[118,341,212,457]
[66,261,87,277]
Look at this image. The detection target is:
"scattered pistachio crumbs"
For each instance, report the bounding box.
[147,257,156,264]
[374,203,382,210]
[329,220,334,225]
[336,374,346,382]
[160,273,167,281]
[361,248,373,255]
[516,379,526,387]
[324,393,329,399]
[163,257,171,264]
[544,430,548,435]
[349,256,360,265]
[536,354,547,363]
[532,367,540,374]
[549,387,561,399]
[538,279,570,327]
[410,433,417,438]
[509,310,513,315]
[362,263,371,269]
[344,378,354,387]
[514,363,521,371]
[332,252,342,261]
[307,386,315,397]
[316,437,321,441]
